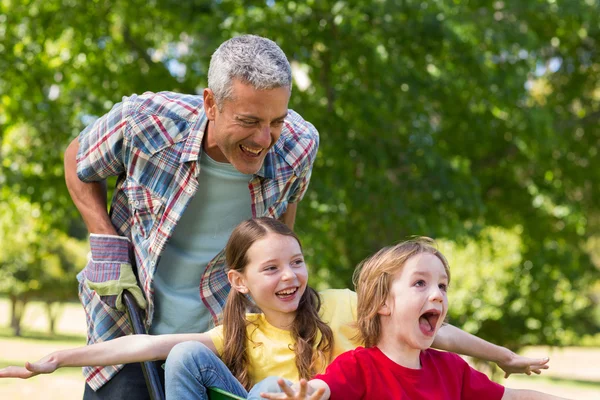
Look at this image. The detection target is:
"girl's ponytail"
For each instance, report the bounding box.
[221,289,253,389]
[291,287,334,380]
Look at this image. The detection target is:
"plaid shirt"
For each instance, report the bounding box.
[75,91,319,390]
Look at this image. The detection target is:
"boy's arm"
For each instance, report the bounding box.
[0,333,214,379]
[502,388,571,400]
[260,378,330,400]
[433,324,549,377]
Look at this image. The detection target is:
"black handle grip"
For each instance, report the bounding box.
[123,290,166,400]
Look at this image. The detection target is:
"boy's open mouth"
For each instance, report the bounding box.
[419,309,441,336]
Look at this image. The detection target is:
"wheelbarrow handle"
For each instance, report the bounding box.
[123,290,166,400]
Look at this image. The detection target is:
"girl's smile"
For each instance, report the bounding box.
[229,232,308,329]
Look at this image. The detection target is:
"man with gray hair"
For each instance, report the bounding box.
[63,34,319,399]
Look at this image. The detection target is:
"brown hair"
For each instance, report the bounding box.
[220,217,333,389]
[352,237,450,348]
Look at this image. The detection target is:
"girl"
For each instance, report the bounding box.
[0,219,549,399]
[260,238,567,400]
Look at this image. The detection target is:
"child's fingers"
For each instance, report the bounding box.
[25,361,46,374]
[259,393,285,399]
[277,378,297,397]
[297,379,308,398]
[0,366,34,379]
[309,387,325,400]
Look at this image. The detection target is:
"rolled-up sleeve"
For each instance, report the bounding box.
[76,98,131,182]
[288,125,319,204]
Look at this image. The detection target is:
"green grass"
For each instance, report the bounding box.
[0,297,87,400]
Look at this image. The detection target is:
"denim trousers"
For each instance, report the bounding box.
[164,341,248,400]
[247,376,293,399]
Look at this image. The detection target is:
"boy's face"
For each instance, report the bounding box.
[379,253,449,350]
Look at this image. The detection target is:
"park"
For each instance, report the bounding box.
[1,0,599,399]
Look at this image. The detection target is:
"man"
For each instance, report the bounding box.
[64,35,319,399]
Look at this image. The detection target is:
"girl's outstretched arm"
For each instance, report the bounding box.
[502,388,571,400]
[0,333,215,379]
[433,324,550,377]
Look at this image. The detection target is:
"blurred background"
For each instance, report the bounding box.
[1,0,599,398]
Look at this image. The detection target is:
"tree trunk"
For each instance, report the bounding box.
[9,294,26,337]
[45,301,62,335]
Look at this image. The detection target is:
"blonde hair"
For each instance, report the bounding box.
[352,237,450,348]
[221,218,333,389]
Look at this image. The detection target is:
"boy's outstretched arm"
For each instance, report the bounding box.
[433,324,549,377]
[502,388,571,400]
[259,378,329,400]
[0,333,214,379]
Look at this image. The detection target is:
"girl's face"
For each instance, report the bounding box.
[379,253,449,351]
[230,232,308,329]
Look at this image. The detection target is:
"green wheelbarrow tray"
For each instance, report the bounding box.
[207,386,246,400]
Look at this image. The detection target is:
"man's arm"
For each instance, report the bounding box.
[65,100,145,310]
[280,202,298,230]
[64,137,117,235]
[433,324,549,377]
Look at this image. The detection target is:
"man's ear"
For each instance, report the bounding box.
[227,270,249,294]
[378,301,391,316]
[203,88,217,120]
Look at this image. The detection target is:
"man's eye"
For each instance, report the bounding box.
[271,120,284,127]
[241,120,257,125]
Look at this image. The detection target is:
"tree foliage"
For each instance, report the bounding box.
[1,0,598,345]
[0,194,87,334]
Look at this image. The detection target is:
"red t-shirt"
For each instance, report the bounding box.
[315,347,505,400]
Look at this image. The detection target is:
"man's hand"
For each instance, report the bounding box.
[0,355,59,379]
[85,234,146,311]
[497,352,550,378]
[260,379,325,400]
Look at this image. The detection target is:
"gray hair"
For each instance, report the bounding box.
[208,35,292,108]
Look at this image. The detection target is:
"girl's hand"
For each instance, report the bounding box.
[0,355,59,379]
[260,379,325,400]
[497,352,550,378]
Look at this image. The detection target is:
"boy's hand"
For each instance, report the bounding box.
[497,352,550,378]
[0,355,59,379]
[260,379,325,399]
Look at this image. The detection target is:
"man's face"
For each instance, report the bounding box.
[203,79,291,175]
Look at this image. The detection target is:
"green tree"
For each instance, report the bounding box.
[1,0,598,346]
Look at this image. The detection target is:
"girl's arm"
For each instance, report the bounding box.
[433,324,549,377]
[0,333,215,379]
[502,388,571,400]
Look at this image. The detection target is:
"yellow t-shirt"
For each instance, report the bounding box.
[207,289,360,384]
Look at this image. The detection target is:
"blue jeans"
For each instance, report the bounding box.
[165,341,248,400]
[247,376,293,400]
